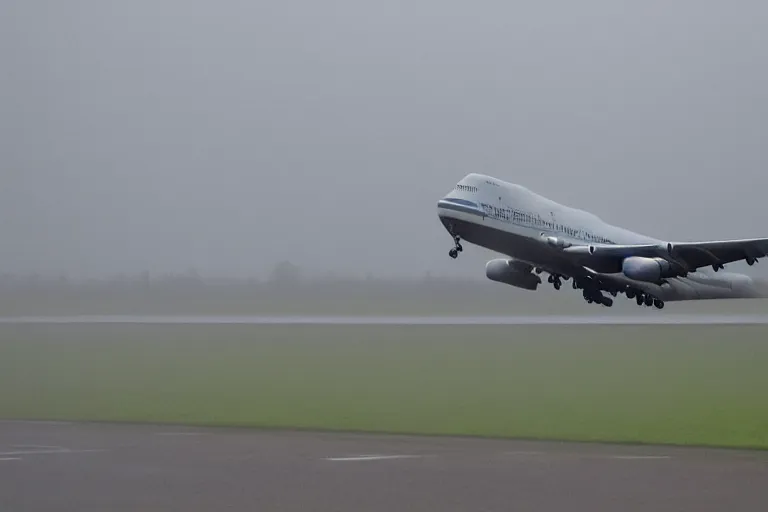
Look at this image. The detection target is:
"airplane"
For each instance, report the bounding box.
[437,173,768,309]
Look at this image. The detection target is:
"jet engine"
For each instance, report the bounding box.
[485,258,541,290]
[621,256,676,282]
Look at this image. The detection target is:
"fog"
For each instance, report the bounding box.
[2,0,767,280]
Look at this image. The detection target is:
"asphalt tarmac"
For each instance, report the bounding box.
[0,421,766,512]
[1,314,768,324]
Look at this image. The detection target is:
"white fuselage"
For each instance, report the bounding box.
[437,173,760,301]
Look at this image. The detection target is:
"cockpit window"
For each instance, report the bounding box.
[443,198,478,208]
[456,184,478,192]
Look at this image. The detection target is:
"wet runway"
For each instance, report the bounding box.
[0,421,766,512]
[1,314,768,325]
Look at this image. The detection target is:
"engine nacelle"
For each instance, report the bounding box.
[485,258,541,291]
[621,256,675,282]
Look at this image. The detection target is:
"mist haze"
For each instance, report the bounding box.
[2,0,767,280]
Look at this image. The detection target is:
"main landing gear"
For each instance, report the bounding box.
[626,288,664,309]
[546,273,566,290]
[575,280,666,309]
[582,288,613,307]
[448,235,463,259]
[571,279,613,307]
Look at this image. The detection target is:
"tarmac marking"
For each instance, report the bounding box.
[0,449,105,457]
[325,454,424,462]
[11,445,66,450]
[154,432,208,436]
[602,455,672,460]
[0,458,21,461]
[0,420,71,425]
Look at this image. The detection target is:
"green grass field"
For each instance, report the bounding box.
[1,324,767,449]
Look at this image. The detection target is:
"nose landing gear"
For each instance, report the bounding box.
[448,235,463,259]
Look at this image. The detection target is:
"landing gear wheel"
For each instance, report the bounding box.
[548,274,563,290]
[449,235,463,256]
[583,290,602,304]
[448,234,462,259]
[653,299,664,309]
[644,295,654,307]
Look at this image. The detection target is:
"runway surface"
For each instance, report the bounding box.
[0,421,766,511]
[2,314,768,325]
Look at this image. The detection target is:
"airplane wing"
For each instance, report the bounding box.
[667,239,768,269]
[564,238,768,271]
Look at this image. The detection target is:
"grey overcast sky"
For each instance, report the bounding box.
[1,0,766,279]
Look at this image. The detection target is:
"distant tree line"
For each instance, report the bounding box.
[0,260,509,299]
[0,261,488,289]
